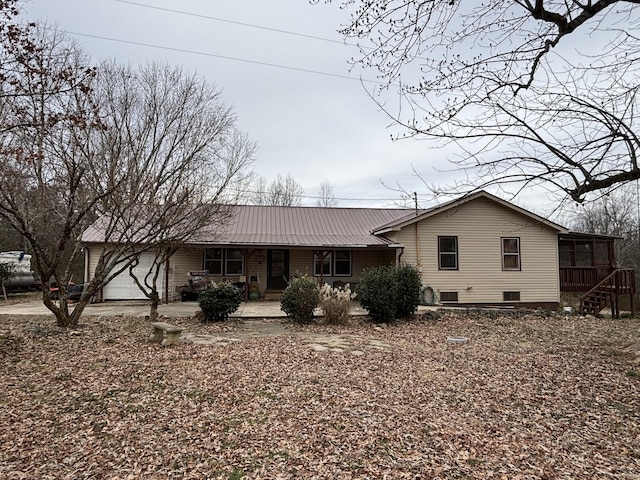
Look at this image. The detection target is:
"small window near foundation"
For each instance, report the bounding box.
[503,291,521,301]
[440,291,458,302]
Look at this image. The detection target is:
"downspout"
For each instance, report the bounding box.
[414,192,421,271]
[415,223,421,270]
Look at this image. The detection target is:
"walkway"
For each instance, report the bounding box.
[0,300,373,318]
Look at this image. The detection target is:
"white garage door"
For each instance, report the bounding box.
[103,253,165,300]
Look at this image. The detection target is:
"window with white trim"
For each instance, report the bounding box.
[203,248,244,275]
[334,250,352,276]
[314,251,331,276]
[225,249,244,275]
[502,237,521,270]
[203,248,223,275]
[313,250,352,276]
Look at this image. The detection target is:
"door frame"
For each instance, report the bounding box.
[266,249,289,290]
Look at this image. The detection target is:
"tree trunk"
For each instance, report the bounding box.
[149,290,160,322]
[42,290,79,328]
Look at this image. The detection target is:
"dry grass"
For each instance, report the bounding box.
[1,311,639,479]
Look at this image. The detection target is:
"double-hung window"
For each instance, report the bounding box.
[334,251,352,276]
[225,249,244,275]
[502,237,521,270]
[203,248,223,275]
[203,248,244,275]
[438,236,458,270]
[313,250,352,276]
[314,251,331,276]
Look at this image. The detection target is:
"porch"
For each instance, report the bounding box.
[559,233,636,317]
[171,246,398,302]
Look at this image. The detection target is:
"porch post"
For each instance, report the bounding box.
[164,255,170,304]
[243,248,249,302]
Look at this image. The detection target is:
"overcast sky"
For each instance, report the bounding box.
[19,0,558,213]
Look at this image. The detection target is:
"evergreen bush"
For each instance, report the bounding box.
[357,264,422,323]
[280,275,319,323]
[198,282,243,322]
[357,265,397,323]
[394,263,423,318]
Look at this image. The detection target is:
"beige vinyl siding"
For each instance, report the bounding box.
[167,247,204,301]
[353,249,396,275]
[393,197,560,304]
[169,247,270,297]
[289,247,397,286]
[289,249,313,278]
[170,247,269,296]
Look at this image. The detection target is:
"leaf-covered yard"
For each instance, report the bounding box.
[1,312,639,479]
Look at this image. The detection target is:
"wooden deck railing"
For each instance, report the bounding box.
[580,268,636,297]
[579,268,636,317]
[559,267,600,292]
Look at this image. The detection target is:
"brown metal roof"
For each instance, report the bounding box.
[200,205,412,248]
[83,191,568,248]
[82,205,415,248]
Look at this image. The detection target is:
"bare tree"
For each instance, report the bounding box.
[0,262,13,301]
[90,61,255,322]
[568,186,640,271]
[251,173,304,206]
[0,15,254,326]
[0,19,108,326]
[324,1,640,203]
[316,180,337,207]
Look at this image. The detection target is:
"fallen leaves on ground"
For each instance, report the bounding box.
[1,312,639,479]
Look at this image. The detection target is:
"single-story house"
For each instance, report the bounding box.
[81,190,635,313]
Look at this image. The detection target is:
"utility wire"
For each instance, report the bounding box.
[66,31,386,85]
[226,187,416,204]
[113,0,429,65]
[114,0,350,46]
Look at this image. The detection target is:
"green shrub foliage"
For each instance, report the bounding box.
[394,263,423,318]
[357,264,422,323]
[356,265,396,323]
[280,275,319,323]
[198,282,243,322]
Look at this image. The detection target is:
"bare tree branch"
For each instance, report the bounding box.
[325,0,640,203]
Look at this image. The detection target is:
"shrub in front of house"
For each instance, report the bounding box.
[393,263,423,318]
[280,275,319,324]
[319,282,352,325]
[198,282,243,322]
[357,264,422,323]
[356,265,397,323]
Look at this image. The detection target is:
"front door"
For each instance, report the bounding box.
[267,249,289,290]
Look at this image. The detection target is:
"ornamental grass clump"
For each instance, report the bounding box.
[280,275,319,324]
[319,282,352,325]
[198,281,243,322]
